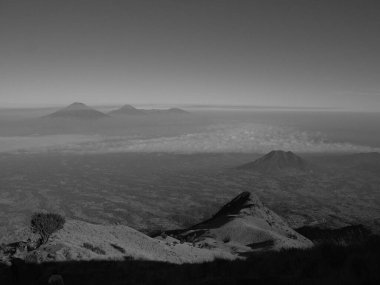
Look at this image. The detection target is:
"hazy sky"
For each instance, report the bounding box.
[1,0,379,110]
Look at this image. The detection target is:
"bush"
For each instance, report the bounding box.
[30,213,65,246]
[110,243,126,254]
[82,243,106,255]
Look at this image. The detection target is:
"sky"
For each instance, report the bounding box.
[0,0,379,111]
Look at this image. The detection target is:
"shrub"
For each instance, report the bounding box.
[110,243,126,254]
[83,243,106,255]
[30,212,65,246]
[222,236,231,243]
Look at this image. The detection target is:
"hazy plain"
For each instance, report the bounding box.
[0,108,379,242]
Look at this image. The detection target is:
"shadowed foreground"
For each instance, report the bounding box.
[1,236,380,285]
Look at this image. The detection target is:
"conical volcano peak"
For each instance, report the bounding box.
[266,150,296,157]
[108,104,145,116]
[46,102,108,119]
[120,104,138,110]
[263,150,304,163]
[65,102,92,110]
[238,150,309,173]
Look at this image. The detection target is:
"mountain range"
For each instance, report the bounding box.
[109,105,189,116]
[44,103,189,120]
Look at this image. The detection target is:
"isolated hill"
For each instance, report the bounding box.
[162,192,313,252]
[165,108,189,114]
[45,102,108,120]
[108,105,146,116]
[238,150,311,174]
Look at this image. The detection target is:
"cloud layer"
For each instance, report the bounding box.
[1,123,379,155]
[58,123,379,154]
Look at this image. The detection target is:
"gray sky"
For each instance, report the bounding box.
[1,0,379,111]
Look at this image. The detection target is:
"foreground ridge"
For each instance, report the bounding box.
[0,192,312,265]
[162,191,313,253]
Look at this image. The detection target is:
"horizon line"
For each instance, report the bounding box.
[0,103,378,113]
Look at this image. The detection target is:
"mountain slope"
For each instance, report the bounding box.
[10,220,235,264]
[46,103,108,120]
[162,192,313,252]
[2,193,312,264]
[238,150,311,174]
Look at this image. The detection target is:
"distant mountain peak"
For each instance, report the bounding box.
[46,102,108,119]
[238,150,310,173]
[109,105,189,116]
[108,104,146,116]
[64,102,92,110]
[166,108,189,114]
[120,104,138,110]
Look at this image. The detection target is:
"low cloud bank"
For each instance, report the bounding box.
[0,135,103,153]
[1,123,378,154]
[62,123,379,154]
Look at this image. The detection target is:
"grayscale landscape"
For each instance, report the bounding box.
[1,1,380,285]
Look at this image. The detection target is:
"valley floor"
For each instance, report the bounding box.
[1,152,379,243]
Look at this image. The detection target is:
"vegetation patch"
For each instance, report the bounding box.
[110,243,126,254]
[30,213,65,246]
[82,243,106,255]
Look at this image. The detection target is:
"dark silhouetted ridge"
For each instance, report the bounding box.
[211,191,252,219]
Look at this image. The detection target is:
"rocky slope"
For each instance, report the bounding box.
[10,220,235,264]
[162,192,313,253]
[1,192,312,265]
